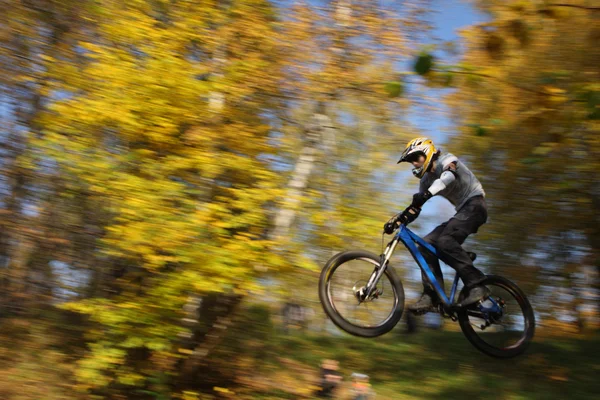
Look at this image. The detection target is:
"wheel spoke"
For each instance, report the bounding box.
[327,258,398,329]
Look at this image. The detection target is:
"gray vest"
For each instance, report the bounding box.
[419,153,485,211]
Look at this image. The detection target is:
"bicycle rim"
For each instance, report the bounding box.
[460,278,534,355]
[326,257,399,329]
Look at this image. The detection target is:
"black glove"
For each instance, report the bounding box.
[398,205,421,225]
[411,191,432,208]
[384,205,421,233]
[383,213,401,234]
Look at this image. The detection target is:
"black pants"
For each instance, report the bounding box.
[418,195,488,294]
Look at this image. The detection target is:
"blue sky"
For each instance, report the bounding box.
[431,0,486,42]
[408,0,488,144]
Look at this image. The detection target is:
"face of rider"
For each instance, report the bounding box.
[411,154,425,169]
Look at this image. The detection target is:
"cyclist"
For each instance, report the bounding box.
[384,137,490,313]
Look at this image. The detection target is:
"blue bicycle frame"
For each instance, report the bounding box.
[367,223,501,314]
[395,224,459,306]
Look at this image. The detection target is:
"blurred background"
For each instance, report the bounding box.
[0,0,598,399]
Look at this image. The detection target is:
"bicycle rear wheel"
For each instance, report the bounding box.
[318,250,405,337]
[457,275,535,358]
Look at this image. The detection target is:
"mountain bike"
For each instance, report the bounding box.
[318,222,535,358]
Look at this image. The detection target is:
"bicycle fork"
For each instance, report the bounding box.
[359,238,400,301]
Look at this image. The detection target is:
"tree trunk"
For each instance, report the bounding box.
[270,109,334,240]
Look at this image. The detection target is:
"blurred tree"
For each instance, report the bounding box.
[262,0,435,326]
[27,0,287,395]
[440,1,599,329]
[0,0,99,312]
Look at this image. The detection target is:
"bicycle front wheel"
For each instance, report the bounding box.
[318,250,405,338]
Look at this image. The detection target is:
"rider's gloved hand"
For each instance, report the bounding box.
[411,191,432,208]
[398,205,421,225]
[383,213,401,234]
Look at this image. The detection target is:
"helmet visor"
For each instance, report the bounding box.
[401,151,425,164]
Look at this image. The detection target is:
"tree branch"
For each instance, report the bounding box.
[436,69,586,101]
[547,3,600,11]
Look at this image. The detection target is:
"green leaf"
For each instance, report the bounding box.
[532,144,554,156]
[468,124,487,136]
[122,337,145,348]
[520,157,541,165]
[414,53,434,75]
[146,340,170,351]
[585,91,600,119]
[384,81,404,98]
